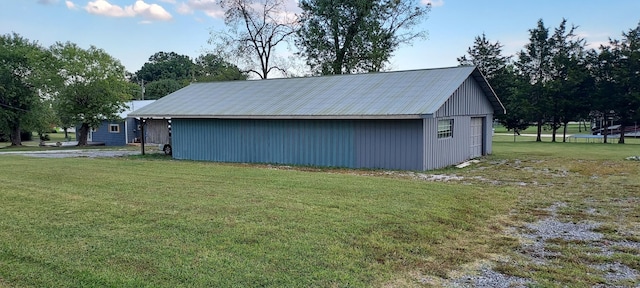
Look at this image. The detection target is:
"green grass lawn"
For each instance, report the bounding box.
[0,138,638,287]
[0,131,75,149]
[0,155,516,287]
[493,122,593,135]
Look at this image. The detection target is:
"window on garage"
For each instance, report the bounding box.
[437,119,453,139]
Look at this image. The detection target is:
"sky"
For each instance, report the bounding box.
[1,0,639,76]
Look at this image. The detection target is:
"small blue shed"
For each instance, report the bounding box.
[130,66,505,170]
[81,100,155,146]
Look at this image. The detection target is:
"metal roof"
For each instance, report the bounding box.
[129,66,504,119]
[119,100,155,118]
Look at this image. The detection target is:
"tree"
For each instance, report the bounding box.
[0,33,55,146]
[210,0,297,79]
[602,23,640,144]
[135,51,195,84]
[296,0,430,75]
[143,79,184,100]
[458,33,511,81]
[516,19,554,142]
[552,53,593,142]
[194,53,247,82]
[132,51,195,99]
[457,34,530,139]
[545,19,589,142]
[50,42,132,146]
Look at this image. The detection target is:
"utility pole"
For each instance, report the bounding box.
[140,79,145,100]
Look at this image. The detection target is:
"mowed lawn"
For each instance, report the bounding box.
[1,138,639,287]
[0,153,517,287]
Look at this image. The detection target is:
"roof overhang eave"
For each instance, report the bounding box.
[128,114,426,120]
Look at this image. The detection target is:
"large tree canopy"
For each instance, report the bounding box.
[457,34,530,137]
[593,22,640,144]
[513,19,591,142]
[51,42,132,146]
[132,52,246,99]
[458,33,511,81]
[194,53,248,82]
[210,0,298,79]
[296,0,430,75]
[0,33,55,146]
[134,51,195,84]
[546,20,590,142]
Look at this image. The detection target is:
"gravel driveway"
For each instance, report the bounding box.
[0,149,142,158]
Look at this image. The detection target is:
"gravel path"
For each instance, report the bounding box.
[0,149,142,158]
[444,202,640,287]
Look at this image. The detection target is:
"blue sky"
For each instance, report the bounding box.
[1,0,639,75]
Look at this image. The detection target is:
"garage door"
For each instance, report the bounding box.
[470,117,483,158]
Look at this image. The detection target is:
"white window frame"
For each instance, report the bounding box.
[437,119,454,139]
[109,124,120,133]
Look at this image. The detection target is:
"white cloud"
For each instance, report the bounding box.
[84,0,172,21]
[422,0,444,7]
[177,0,300,21]
[37,0,58,5]
[159,0,176,3]
[181,0,224,19]
[176,2,193,14]
[132,0,173,21]
[65,0,77,9]
[85,0,135,17]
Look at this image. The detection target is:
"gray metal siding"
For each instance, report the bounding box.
[423,116,471,170]
[435,77,494,117]
[422,76,496,170]
[173,119,355,167]
[172,119,423,170]
[353,120,423,170]
[423,115,493,170]
[485,114,494,154]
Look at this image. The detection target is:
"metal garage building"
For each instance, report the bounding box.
[130,66,505,170]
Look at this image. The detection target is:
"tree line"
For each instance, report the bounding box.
[3,0,639,147]
[2,0,432,146]
[460,19,640,144]
[0,34,247,146]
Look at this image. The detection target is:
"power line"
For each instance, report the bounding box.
[0,102,30,112]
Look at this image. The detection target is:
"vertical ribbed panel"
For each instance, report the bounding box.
[354,120,423,170]
[173,119,356,167]
[435,77,494,117]
[423,116,473,170]
[172,119,423,170]
[421,75,496,170]
[485,114,493,154]
[423,115,494,170]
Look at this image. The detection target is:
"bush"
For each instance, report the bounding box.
[40,134,50,141]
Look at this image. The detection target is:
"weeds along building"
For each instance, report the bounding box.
[129,66,505,170]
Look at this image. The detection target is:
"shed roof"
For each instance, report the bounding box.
[119,100,155,118]
[129,66,504,119]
